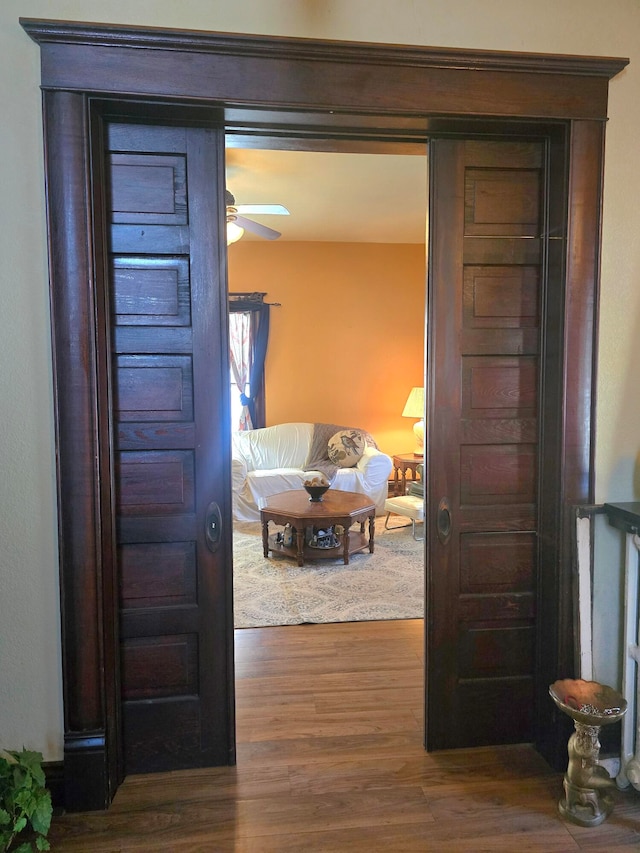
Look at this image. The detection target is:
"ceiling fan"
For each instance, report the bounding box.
[225,190,289,242]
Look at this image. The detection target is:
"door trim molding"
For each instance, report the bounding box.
[19,18,625,75]
[22,18,627,125]
[23,20,627,809]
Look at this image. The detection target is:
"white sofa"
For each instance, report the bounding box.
[231,422,393,522]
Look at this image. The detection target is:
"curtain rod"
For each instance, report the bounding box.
[229,292,281,307]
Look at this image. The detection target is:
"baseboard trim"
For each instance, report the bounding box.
[44,734,117,813]
[64,733,113,812]
[43,760,65,812]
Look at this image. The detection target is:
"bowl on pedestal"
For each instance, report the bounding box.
[549,678,627,827]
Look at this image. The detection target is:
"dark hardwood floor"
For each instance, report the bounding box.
[49,620,640,851]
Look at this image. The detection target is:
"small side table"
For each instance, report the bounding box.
[392,453,423,496]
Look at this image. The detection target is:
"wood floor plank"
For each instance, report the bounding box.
[234,653,421,680]
[313,685,424,713]
[47,620,640,852]
[235,667,423,698]
[563,787,640,848]
[236,730,425,767]
[231,787,435,837]
[286,745,557,796]
[246,707,420,743]
[228,821,578,853]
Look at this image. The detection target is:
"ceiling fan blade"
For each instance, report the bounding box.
[236,204,290,216]
[235,215,281,241]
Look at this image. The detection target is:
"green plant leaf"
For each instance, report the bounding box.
[12,766,28,791]
[31,795,52,835]
[0,748,51,852]
[15,788,36,812]
[16,752,46,789]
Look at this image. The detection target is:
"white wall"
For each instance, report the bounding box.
[2,0,639,761]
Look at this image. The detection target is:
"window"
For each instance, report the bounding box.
[229,309,252,431]
[228,293,271,432]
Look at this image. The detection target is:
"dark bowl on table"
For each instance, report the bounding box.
[304,484,329,502]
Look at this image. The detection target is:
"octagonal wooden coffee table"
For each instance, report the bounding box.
[260,489,376,567]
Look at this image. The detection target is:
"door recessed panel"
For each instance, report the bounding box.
[460,532,536,593]
[110,153,187,224]
[114,355,194,422]
[460,445,536,504]
[463,357,538,416]
[113,258,191,326]
[120,542,197,608]
[465,169,540,236]
[464,265,539,328]
[121,634,198,700]
[117,450,194,514]
[459,625,535,679]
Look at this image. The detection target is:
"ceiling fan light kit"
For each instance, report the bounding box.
[226,220,244,245]
[225,189,289,244]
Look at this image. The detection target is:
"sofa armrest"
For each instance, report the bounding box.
[231,455,248,494]
[356,446,393,485]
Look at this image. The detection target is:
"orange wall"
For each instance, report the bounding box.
[228,241,425,457]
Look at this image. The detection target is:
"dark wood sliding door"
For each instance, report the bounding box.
[427,139,544,749]
[106,122,234,773]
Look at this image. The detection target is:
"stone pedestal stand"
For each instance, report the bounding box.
[550,679,627,827]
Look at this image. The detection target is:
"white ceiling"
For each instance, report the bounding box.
[225,146,428,244]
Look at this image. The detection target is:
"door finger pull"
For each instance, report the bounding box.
[437,497,452,545]
[205,501,222,552]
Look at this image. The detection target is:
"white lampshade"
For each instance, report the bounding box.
[402,386,425,456]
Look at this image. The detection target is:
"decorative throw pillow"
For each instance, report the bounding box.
[327,429,366,468]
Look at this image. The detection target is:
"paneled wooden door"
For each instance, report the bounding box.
[106,121,234,774]
[426,139,544,749]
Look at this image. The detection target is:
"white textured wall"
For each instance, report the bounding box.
[1,0,638,760]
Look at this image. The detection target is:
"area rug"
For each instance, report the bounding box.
[233,517,424,628]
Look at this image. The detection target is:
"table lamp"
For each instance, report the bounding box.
[402,387,425,457]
